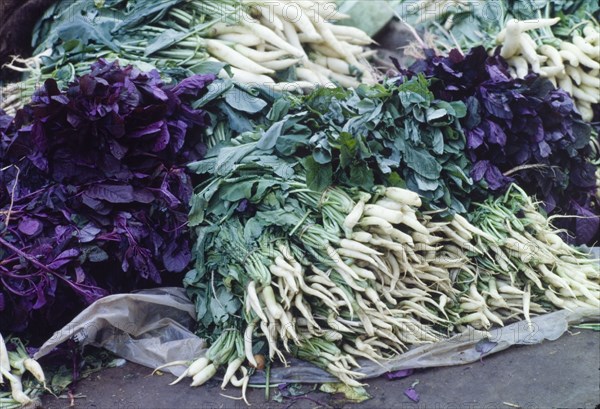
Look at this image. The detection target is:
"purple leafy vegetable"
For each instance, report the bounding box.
[0,59,216,335]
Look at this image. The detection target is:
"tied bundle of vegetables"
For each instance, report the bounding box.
[429,185,600,331]
[0,333,47,407]
[0,60,216,335]
[496,17,600,121]
[168,150,463,391]
[1,0,376,116]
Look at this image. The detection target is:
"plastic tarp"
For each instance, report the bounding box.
[34,287,599,383]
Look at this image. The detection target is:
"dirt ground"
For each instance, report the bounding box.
[41,329,599,409]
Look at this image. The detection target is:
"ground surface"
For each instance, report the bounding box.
[41,329,599,409]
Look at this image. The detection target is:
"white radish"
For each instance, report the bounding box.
[268,81,317,92]
[221,357,244,389]
[261,286,283,319]
[573,86,599,103]
[523,284,533,331]
[538,44,564,67]
[558,74,573,94]
[296,67,321,83]
[151,360,189,376]
[187,357,210,377]
[364,204,404,224]
[351,231,372,243]
[579,69,600,88]
[519,32,541,73]
[233,44,290,62]
[579,85,600,103]
[340,238,382,255]
[565,65,582,85]
[244,323,258,368]
[507,56,529,78]
[23,358,46,387]
[269,265,299,293]
[561,42,600,70]
[257,5,284,31]
[279,311,299,342]
[0,333,8,384]
[190,363,217,387]
[578,102,594,122]
[207,40,274,75]
[315,21,358,66]
[295,293,319,327]
[500,19,522,58]
[328,71,360,88]
[573,35,600,59]
[241,20,304,57]
[350,265,377,281]
[401,213,429,235]
[343,198,367,236]
[0,370,31,404]
[221,67,274,86]
[281,20,306,57]
[329,25,373,45]
[540,65,565,78]
[359,216,394,234]
[261,58,300,70]
[247,281,268,322]
[518,17,561,32]
[217,33,263,47]
[384,187,422,207]
[558,49,579,67]
[374,198,404,211]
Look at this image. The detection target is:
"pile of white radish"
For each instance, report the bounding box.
[0,333,47,408]
[497,17,600,121]
[210,0,376,90]
[430,185,600,332]
[155,181,600,399]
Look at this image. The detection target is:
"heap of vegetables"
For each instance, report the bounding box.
[0,60,219,334]
[0,0,598,402]
[156,76,600,396]
[1,0,375,115]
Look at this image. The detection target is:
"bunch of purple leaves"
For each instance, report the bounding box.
[0,59,215,335]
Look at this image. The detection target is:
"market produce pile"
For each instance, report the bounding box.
[0,0,375,115]
[0,0,599,406]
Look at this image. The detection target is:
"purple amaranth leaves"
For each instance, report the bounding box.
[0,60,216,335]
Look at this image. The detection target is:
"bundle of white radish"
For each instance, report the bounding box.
[496,18,600,121]
[161,157,600,398]
[0,334,47,407]
[160,177,461,394]
[113,0,377,90]
[429,184,599,332]
[203,0,376,89]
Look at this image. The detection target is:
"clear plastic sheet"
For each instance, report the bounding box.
[34,287,206,376]
[34,287,599,383]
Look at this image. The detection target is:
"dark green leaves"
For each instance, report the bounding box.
[302,156,333,192]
